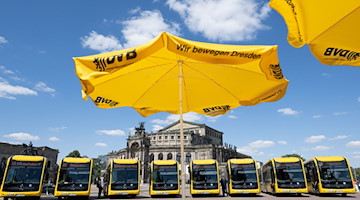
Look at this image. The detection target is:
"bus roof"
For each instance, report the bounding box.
[272,157,302,163]
[113,159,139,164]
[312,156,347,162]
[62,157,92,163]
[192,159,217,165]
[11,155,45,162]
[228,158,255,164]
[152,160,178,165]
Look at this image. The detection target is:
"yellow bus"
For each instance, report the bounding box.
[190,159,220,197]
[54,157,93,199]
[0,155,47,200]
[104,159,141,197]
[261,157,307,195]
[227,158,260,196]
[149,160,180,197]
[304,156,356,196]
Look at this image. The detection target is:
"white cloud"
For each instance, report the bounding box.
[129,7,141,15]
[184,112,203,122]
[228,115,237,119]
[0,66,15,75]
[151,112,202,126]
[81,31,123,52]
[34,82,55,93]
[121,10,180,48]
[321,73,331,78]
[4,132,40,141]
[166,0,270,42]
[312,115,322,119]
[329,135,348,140]
[346,141,360,148]
[277,107,299,115]
[0,79,37,100]
[95,142,108,147]
[0,36,7,44]
[49,137,60,141]
[151,115,179,125]
[310,145,331,151]
[333,112,347,116]
[49,126,67,132]
[205,115,220,123]
[305,135,326,143]
[96,129,125,136]
[350,152,360,159]
[248,140,275,148]
[128,127,136,135]
[237,147,264,156]
[152,125,164,132]
[278,140,287,145]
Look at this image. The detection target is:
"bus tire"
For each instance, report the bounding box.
[342,193,347,197]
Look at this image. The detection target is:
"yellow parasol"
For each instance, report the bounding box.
[73,32,288,199]
[270,0,360,66]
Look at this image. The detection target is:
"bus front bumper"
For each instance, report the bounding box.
[276,188,308,194]
[1,191,41,198]
[191,189,220,195]
[319,188,356,194]
[54,191,90,197]
[109,190,140,196]
[229,188,260,194]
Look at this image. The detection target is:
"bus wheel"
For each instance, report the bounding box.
[342,193,347,197]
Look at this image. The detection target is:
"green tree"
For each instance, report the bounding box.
[92,155,107,182]
[66,150,81,158]
[282,154,305,161]
[354,167,360,180]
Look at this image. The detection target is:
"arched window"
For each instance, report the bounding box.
[158,153,163,160]
[167,153,173,160]
[176,153,181,163]
[186,153,191,163]
[150,153,154,162]
[130,142,140,158]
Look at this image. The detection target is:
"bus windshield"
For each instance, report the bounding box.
[152,164,178,191]
[318,160,352,182]
[230,163,257,183]
[58,162,90,184]
[153,164,178,184]
[112,163,138,184]
[275,161,305,182]
[4,160,43,191]
[230,163,257,189]
[193,164,218,184]
[110,163,139,191]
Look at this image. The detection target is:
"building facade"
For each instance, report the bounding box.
[0,142,59,183]
[108,121,250,182]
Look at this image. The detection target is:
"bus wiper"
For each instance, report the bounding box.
[113,181,126,184]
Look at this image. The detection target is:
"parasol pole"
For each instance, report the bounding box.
[178,60,186,200]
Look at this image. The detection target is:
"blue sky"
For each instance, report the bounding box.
[0,0,359,168]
